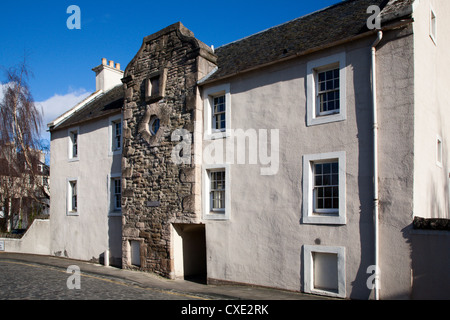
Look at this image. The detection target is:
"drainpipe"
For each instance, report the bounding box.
[371,30,383,301]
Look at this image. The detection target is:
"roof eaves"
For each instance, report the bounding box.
[48,84,123,131]
[47,90,102,130]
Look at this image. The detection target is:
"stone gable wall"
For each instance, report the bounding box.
[121,23,216,277]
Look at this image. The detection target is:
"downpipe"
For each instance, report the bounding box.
[371,31,383,301]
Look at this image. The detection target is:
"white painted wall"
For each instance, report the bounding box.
[49,113,122,265]
[413,0,450,219]
[200,23,421,298]
[0,219,50,255]
[201,38,379,298]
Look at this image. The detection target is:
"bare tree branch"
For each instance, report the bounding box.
[0,59,48,232]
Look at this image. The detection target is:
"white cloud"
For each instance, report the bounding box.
[0,83,91,142]
[36,89,92,141]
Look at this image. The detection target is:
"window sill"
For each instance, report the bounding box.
[204,130,230,141]
[204,212,229,220]
[307,112,346,126]
[302,214,346,225]
[108,211,122,217]
[109,149,122,157]
[67,211,79,216]
[68,157,79,162]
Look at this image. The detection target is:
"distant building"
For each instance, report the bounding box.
[0,144,49,232]
[49,0,450,299]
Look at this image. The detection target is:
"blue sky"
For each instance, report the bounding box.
[0,0,341,141]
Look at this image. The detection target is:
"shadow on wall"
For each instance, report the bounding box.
[351,45,376,300]
[403,131,450,299]
[402,219,450,300]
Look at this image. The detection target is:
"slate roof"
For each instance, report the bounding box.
[50,0,414,128]
[204,0,414,83]
[51,85,124,130]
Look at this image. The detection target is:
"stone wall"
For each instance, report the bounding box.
[121,22,216,277]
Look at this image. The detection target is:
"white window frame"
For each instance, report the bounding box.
[203,164,230,220]
[302,151,346,225]
[68,127,80,161]
[430,6,437,45]
[108,173,122,216]
[109,115,123,156]
[436,135,443,168]
[303,245,346,298]
[203,83,231,140]
[67,178,79,216]
[306,52,346,126]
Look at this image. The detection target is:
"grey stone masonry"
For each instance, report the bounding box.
[121,22,216,278]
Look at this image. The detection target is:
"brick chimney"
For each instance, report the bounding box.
[92,58,124,92]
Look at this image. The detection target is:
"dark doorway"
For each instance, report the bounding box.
[172,223,207,283]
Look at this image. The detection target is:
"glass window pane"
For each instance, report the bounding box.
[326,80,334,90]
[332,174,339,185]
[333,198,339,209]
[332,162,338,173]
[334,69,339,78]
[324,198,332,209]
[315,175,322,186]
[332,186,339,197]
[316,197,323,209]
[318,187,324,197]
[334,79,340,88]
[318,72,325,82]
[315,164,322,174]
[328,101,335,110]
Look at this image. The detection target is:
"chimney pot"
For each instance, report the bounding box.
[93,58,123,92]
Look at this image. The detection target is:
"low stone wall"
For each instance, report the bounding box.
[0,219,50,255]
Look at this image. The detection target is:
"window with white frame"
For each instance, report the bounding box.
[210,170,225,212]
[67,179,78,215]
[109,174,122,215]
[113,178,121,211]
[109,116,122,155]
[203,84,231,140]
[303,245,346,298]
[303,151,346,225]
[313,161,339,214]
[68,128,79,160]
[113,121,122,151]
[306,52,346,126]
[212,95,226,131]
[317,68,340,116]
[430,7,437,44]
[203,165,230,220]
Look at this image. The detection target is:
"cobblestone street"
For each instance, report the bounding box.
[0,260,204,300]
